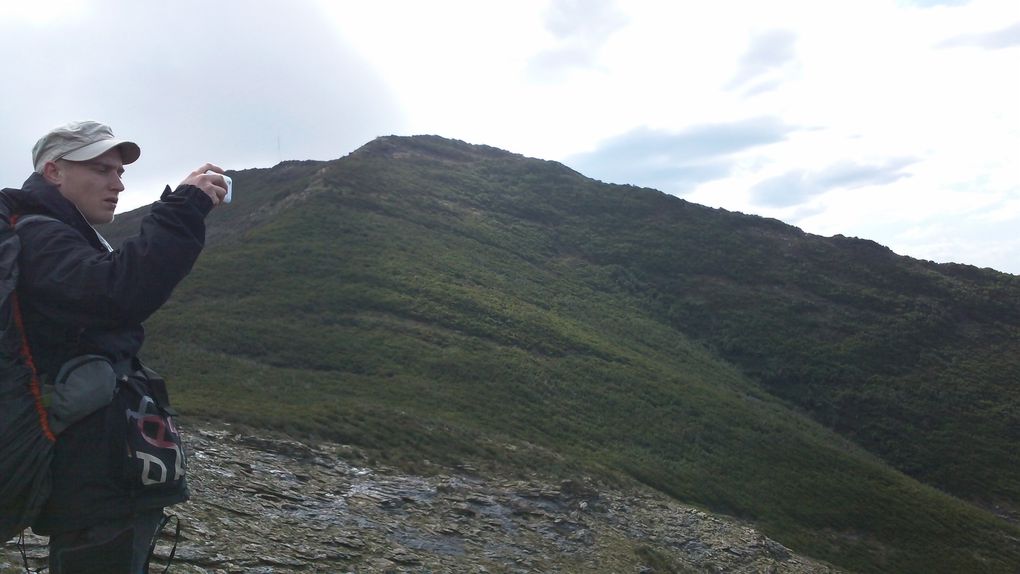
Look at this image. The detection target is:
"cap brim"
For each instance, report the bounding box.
[60,139,141,165]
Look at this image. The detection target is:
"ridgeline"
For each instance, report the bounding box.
[104,135,1020,573]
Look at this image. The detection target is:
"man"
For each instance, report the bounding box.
[4,120,227,572]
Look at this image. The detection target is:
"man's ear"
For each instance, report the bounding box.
[42,161,63,186]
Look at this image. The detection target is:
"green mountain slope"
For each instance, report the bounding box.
[104,135,1020,573]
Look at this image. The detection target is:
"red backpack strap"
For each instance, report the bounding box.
[9,213,56,443]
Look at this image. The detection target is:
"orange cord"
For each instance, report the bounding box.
[9,214,56,443]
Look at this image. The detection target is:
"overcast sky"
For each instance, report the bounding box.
[2,0,1017,274]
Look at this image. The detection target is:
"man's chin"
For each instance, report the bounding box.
[92,212,116,225]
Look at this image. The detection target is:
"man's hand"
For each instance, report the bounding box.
[180,163,228,206]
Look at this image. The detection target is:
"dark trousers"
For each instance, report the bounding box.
[48,509,165,574]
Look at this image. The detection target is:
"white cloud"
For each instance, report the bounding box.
[901,0,973,7]
[1,0,404,209]
[566,118,799,193]
[0,0,87,25]
[938,20,1020,49]
[1,0,1017,274]
[528,0,629,81]
[727,29,799,96]
[750,157,919,208]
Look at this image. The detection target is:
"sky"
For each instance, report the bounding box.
[1,0,1017,274]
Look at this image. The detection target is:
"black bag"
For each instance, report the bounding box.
[107,367,187,491]
[0,206,57,543]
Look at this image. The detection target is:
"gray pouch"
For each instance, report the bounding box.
[49,355,118,435]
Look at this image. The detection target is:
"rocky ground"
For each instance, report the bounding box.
[3,422,844,573]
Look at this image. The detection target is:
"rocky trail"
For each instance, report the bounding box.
[3,422,842,573]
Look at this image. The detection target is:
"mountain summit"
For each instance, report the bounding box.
[103,135,1020,573]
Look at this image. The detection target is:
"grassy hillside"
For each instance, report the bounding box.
[105,136,1020,573]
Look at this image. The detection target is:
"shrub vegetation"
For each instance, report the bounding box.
[105,135,1020,573]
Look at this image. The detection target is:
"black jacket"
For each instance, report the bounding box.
[3,172,212,534]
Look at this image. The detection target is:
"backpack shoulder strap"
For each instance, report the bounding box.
[12,214,60,230]
[13,214,113,253]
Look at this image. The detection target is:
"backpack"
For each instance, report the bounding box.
[0,194,57,543]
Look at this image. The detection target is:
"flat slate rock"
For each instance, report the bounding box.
[2,422,844,573]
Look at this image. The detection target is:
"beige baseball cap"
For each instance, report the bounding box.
[32,120,141,173]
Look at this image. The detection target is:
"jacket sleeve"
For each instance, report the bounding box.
[17,185,213,329]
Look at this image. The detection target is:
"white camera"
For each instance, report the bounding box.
[205,170,233,203]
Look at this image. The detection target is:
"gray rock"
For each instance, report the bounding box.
[1,421,844,574]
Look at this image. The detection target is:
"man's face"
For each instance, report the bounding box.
[51,147,125,225]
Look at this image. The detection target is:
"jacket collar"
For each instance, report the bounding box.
[4,172,108,251]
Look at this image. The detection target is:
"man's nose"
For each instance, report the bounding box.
[111,173,125,192]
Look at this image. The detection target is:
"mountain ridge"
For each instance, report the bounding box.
[101,134,1020,573]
